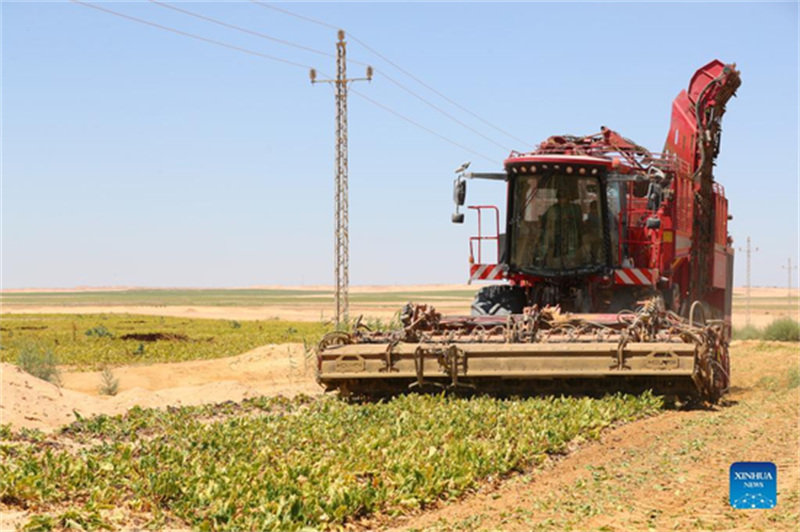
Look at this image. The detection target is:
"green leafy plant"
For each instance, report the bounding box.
[1,393,662,531]
[85,325,114,338]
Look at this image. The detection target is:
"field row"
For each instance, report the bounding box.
[0,393,663,531]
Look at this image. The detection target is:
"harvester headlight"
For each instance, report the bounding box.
[566,166,573,174]
[531,165,537,173]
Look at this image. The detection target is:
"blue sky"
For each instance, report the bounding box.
[2,1,798,288]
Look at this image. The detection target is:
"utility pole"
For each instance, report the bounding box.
[782,257,797,314]
[310,31,372,328]
[737,237,758,326]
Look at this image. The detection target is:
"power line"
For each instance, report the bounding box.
[373,68,512,152]
[164,0,510,151]
[70,0,314,71]
[251,0,339,31]
[350,88,500,165]
[252,0,531,148]
[70,0,499,165]
[147,0,335,60]
[350,38,530,148]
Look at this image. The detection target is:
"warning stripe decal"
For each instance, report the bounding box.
[470,264,505,281]
[614,268,657,285]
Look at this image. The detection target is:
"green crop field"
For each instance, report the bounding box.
[0,392,663,531]
[0,314,330,371]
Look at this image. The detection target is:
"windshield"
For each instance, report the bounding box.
[510,173,607,274]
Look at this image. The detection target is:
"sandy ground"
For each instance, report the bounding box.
[2,286,796,327]
[0,284,476,294]
[0,343,320,432]
[0,302,472,323]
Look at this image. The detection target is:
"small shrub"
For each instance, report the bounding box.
[85,325,113,338]
[16,344,62,386]
[134,343,146,355]
[733,324,762,340]
[230,320,242,329]
[786,367,800,389]
[763,318,800,342]
[98,367,120,396]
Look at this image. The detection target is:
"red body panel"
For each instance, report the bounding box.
[466,61,739,323]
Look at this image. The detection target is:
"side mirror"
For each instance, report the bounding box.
[454,178,466,206]
[452,177,467,224]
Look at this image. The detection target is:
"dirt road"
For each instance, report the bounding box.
[383,342,800,532]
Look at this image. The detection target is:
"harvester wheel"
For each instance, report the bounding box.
[471,285,527,316]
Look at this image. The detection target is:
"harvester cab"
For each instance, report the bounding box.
[318,60,740,403]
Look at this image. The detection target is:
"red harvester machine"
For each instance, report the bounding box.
[317,60,741,403]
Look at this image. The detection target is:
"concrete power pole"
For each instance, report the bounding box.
[737,237,758,327]
[310,31,372,327]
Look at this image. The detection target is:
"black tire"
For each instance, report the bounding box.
[471,285,527,316]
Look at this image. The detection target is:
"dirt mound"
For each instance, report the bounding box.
[0,363,105,430]
[0,343,321,432]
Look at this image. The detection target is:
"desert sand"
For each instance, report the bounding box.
[0,343,320,432]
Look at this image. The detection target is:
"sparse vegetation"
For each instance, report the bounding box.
[97,367,120,396]
[733,317,800,341]
[1,393,662,531]
[85,324,114,338]
[1,314,330,370]
[15,343,62,386]
[762,317,800,341]
[733,324,762,340]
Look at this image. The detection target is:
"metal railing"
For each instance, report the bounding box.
[468,205,500,264]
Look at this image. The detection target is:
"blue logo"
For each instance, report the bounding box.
[730,462,777,509]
